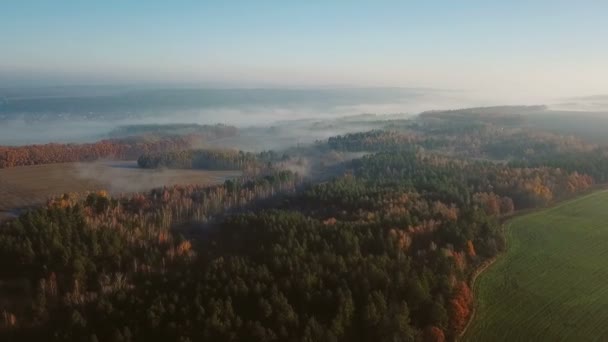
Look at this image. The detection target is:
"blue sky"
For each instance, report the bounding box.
[1,1,607,99]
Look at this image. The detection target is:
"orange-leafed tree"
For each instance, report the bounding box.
[423,326,445,342]
[449,281,473,333]
[466,240,476,258]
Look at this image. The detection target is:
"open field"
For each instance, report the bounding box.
[464,190,608,341]
[0,161,240,220]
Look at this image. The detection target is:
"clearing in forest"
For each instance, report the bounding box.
[0,161,240,220]
[464,190,608,341]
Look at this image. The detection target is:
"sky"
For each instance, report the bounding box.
[1,1,607,101]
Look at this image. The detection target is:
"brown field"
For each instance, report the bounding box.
[0,161,240,220]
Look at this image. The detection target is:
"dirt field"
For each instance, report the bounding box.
[0,161,240,220]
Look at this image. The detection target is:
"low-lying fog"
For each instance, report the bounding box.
[2,86,607,148]
[0,87,481,146]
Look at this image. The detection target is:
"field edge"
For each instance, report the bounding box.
[459,188,608,341]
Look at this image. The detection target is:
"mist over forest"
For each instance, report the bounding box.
[0,86,484,145]
[1,86,606,147]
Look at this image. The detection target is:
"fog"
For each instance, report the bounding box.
[72,161,240,194]
[2,86,607,149]
[0,86,485,146]
[551,95,608,112]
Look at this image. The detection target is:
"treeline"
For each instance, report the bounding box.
[353,151,593,209]
[419,105,545,126]
[0,125,238,169]
[412,112,608,184]
[0,137,190,169]
[327,130,422,151]
[328,117,606,177]
[137,149,258,171]
[328,128,594,160]
[137,149,291,173]
[509,150,608,183]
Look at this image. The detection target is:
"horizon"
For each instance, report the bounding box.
[2,1,607,102]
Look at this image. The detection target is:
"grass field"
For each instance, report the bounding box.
[0,161,240,220]
[464,190,608,341]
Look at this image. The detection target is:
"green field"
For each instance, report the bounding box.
[464,190,608,341]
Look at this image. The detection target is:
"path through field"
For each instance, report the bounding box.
[464,190,608,341]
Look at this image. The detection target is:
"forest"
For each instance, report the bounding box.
[137,149,260,171]
[1,110,608,341]
[0,124,238,169]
